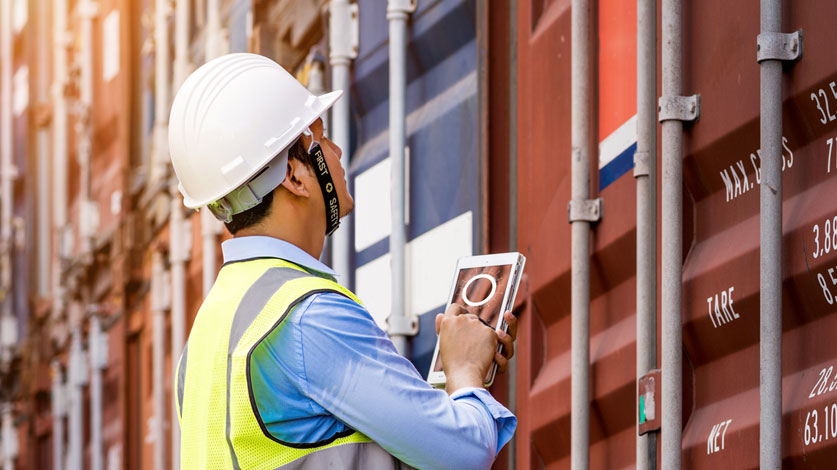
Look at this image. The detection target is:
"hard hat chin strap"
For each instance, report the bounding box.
[304,137,341,237]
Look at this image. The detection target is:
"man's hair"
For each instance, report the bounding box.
[224,138,311,235]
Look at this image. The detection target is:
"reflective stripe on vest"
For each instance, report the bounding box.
[178,258,411,470]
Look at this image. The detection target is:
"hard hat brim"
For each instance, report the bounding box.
[182,89,344,209]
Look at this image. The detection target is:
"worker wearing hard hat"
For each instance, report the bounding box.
[170,53,517,470]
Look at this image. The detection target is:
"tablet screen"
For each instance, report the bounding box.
[433,263,513,373]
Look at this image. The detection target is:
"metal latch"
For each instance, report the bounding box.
[638,369,661,435]
[658,94,701,123]
[568,198,602,223]
[757,30,803,63]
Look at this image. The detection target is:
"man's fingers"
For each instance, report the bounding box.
[497,330,514,359]
[504,311,519,341]
[495,352,508,374]
[444,303,470,318]
[435,313,444,335]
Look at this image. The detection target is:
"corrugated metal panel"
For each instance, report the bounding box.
[512,0,837,468]
[350,0,480,374]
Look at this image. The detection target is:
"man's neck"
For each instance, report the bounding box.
[235,214,324,259]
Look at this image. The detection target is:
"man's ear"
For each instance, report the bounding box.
[279,158,311,198]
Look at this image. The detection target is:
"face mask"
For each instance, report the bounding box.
[303,131,341,236]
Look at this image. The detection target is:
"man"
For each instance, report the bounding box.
[171,53,517,470]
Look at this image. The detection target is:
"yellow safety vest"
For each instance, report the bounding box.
[175,257,411,469]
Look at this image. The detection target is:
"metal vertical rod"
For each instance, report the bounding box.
[330,0,358,286]
[36,129,50,295]
[201,209,218,295]
[51,0,69,459]
[205,0,223,59]
[78,0,95,255]
[52,0,69,316]
[174,0,192,90]
[660,0,683,467]
[570,0,591,468]
[170,191,186,470]
[0,8,13,468]
[171,2,189,469]
[202,0,223,297]
[306,59,328,129]
[152,253,167,470]
[330,61,352,282]
[759,0,783,467]
[507,1,519,468]
[67,328,85,470]
[152,0,173,464]
[153,0,171,180]
[387,0,411,356]
[636,0,658,468]
[89,315,103,470]
[36,0,52,298]
[51,362,65,470]
[0,0,14,367]
[1,402,14,470]
[306,56,332,265]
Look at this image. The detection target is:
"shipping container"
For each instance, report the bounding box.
[510,0,837,468]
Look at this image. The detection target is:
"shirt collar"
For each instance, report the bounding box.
[221,236,337,278]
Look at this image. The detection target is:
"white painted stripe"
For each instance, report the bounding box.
[598,114,637,169]
[405,211,472,318]
[355,211,473,330]
[354,158,392,252]
[355,254,391,328]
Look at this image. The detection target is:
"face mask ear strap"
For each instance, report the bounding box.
[304,131,341,236]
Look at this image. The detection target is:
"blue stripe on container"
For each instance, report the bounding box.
[355,237,391,267]
[599,142,637,191]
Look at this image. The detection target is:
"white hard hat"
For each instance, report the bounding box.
[168,53,342,220]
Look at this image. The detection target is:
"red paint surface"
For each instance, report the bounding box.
[598,0,637,139]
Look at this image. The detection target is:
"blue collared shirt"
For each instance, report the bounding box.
[222,236,517,470]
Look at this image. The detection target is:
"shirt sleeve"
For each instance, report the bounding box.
[296,292,517,470]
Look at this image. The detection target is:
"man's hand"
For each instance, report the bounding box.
[435,304,495,394]
[494,311,518,374]
[435,306,519,394]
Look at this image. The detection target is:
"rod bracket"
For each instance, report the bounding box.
[329,0,359,63]
[387,314,419,337]
[568,198,602,223]
[658,95,701,123]
[387,0,417,18]
[633,150,651,177]
[757,30,803,63]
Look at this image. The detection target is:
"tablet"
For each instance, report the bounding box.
[427,252,526,388]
